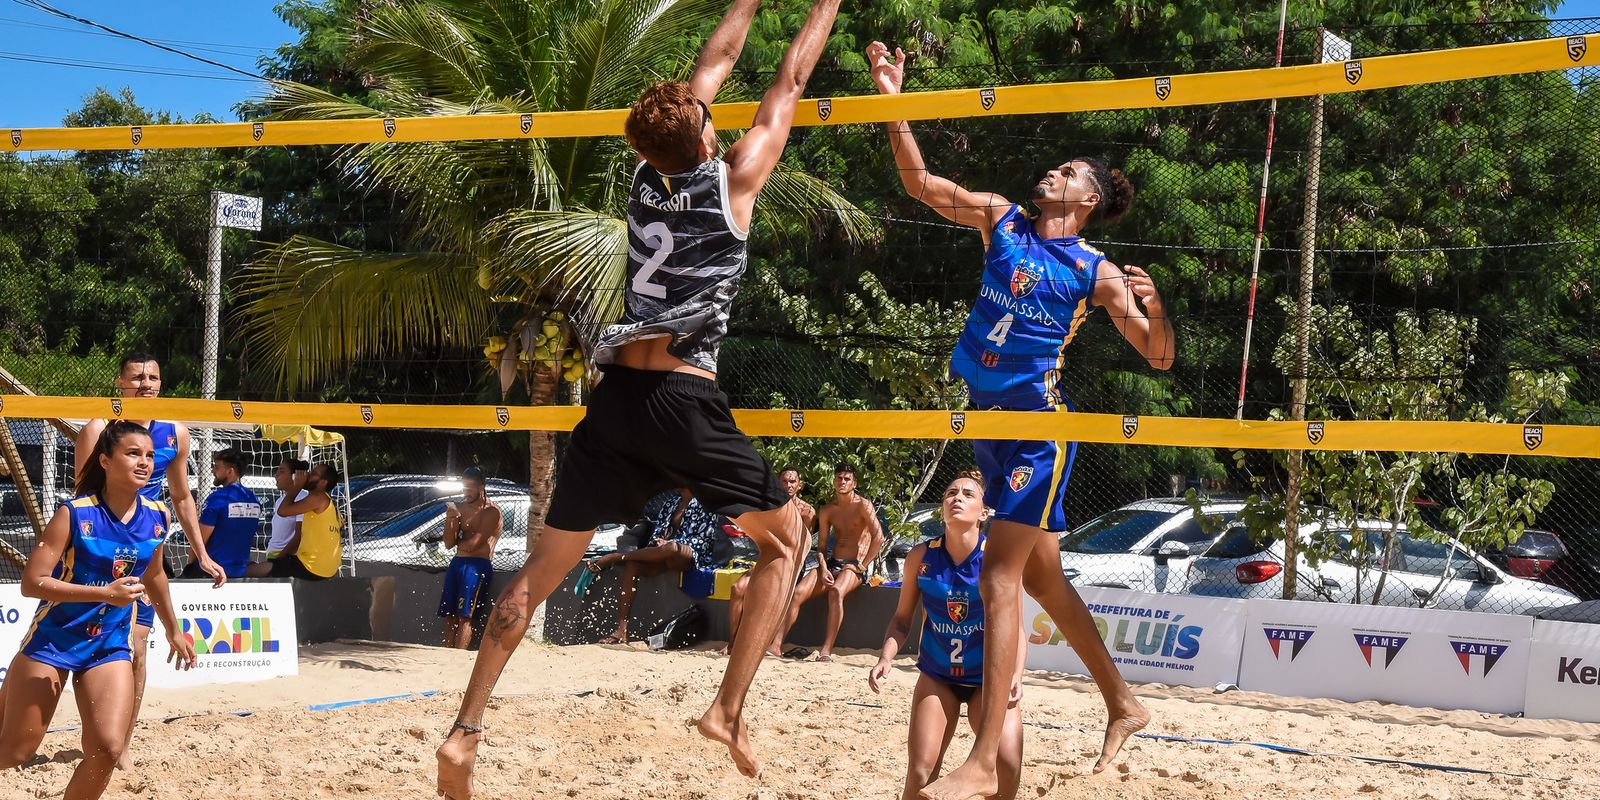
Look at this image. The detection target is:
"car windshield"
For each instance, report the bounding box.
[362,501,445,539]
[1204,526,1275,559]
[1508,531,1566,559]
[1060,510,1171,555]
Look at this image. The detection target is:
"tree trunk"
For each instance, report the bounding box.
[524,362,561,553]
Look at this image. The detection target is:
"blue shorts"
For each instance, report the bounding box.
[438,556,493,619]
[974,438,1077,532]
[22,625,132,674]
[135,597,153,628]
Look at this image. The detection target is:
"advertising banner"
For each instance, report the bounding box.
[0,583,31,685]
[1239,598,1532,715]
[1524,618,1600,722]
[1024,587,1248,689]
[146,581,299,688]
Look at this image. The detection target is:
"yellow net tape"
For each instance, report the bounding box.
[2,396,1592,459]
[5,35,1591,151]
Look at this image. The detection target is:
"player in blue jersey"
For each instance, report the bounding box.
[870,472,1024,800]
[869,43,1171,799]
[74,352,223,770]
[0,421,196,799]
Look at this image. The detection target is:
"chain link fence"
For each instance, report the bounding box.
[2,17,1598,611]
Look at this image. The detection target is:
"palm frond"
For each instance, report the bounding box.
[237,236,492,393]
[482,209,629,333]
[757,162,881,247]
[354,3,491,101]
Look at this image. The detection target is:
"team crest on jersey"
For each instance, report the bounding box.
[520,113,533,134]
[496,406,510,427]
[251,122,264,141]
[151,522,165,541]
[1008,466,1033,492]
[1154,77,1172,102]
[790,411,805,432]
[982,350,999,368]
[1344,60,1363,85]
[86,621,102,637]
[950,412,966,435]
[383,118,397,138]
[360,405,374,424]
[1524,425,1543,451]
[110,399,123,417]
[1307,421,1325,445]
[130,126,143,145]
[947,595,970,623]
[1002,221,1015,233]
[1570,36,1589,62]
[1122,415,1139,439]
[817,99,832,122]
[231,401,244,420]
[79,520,94,538]
[979,88,996,111]
[10,129,20,148]
[1010,260,1042,298]
[166,435,175,448]
[112,547,138,579]
[918,562,928,576]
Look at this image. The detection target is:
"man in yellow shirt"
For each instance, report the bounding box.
[249,463,343,580]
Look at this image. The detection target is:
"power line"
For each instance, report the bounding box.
[0,50,257,83]
[0,15,276,57]
[9,0,271,82]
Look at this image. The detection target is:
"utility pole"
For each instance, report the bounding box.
[201,191,262,507]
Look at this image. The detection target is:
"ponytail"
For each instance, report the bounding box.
[76,420,152,496]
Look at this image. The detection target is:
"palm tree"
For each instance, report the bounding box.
[238,0,872,547]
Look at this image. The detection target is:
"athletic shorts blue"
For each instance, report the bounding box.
[22,620,133,674]
[438,556,493,619]
[135,597,153,628]
[974,437,1077,532]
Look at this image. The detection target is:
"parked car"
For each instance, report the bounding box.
[346,474,521,535]
[1187,519,1579,614]
[1484,529,1568,582]
[884,504,953,581]
[348,494,624,572]
[1056,498,1244,593]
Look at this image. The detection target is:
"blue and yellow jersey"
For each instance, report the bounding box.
[951,206,1105,410]
[916,534,987,686]
[138,420,180,501]
[21,494,170,672]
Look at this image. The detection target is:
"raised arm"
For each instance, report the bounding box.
[72,419,105,480]
[867,41,1010,239]
[868,543,925,693]
[171,425,225,587]
[687,0,763,104]
[1092,261,1176,370]
[723,0,843,226]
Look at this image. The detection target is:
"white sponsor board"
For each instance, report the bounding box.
[212,191,263,231]
[1024,587,1247,689]
[0,583,32,684]
[1524,618,1600,722]
[0,581,296,689]
[1240,598,1531,715]
[146,582,298,688]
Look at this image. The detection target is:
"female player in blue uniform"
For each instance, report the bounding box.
[869,42,1173,799]
[0,421,196,799]
[74,352,222,770]
[870,472,1024,800]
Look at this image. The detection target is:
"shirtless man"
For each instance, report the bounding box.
[439,468,503,649]
[813,464,884,661]
[726,467,814,655]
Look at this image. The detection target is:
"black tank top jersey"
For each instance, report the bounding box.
[591,158,750,372]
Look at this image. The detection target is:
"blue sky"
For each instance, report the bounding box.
[1,1,1597,129]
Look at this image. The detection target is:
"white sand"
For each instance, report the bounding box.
[6,639,1599,799]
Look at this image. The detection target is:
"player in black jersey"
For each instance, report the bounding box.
[436,0,842,796]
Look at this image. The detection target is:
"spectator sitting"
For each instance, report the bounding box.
[579,488,723,644]
[182,448,261,579]
[246,463,343,580]
[265,458,310,561]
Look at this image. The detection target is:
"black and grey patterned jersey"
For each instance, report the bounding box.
[591,158,749,372]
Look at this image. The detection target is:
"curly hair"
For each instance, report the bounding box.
[625,81,704,173]
[1078,156,1136,225]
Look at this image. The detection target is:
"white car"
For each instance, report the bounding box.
[1057,498,1244,593]
[1186,519,1580,614]
[348,495,626,572]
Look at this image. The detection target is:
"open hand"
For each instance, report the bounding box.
[867,41,906,95]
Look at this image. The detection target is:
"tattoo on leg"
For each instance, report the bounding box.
[486,599,525,641]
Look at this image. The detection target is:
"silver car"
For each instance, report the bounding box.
[1057,498,1243,593]
[1187,519,1579,614]
[348,494,627,572]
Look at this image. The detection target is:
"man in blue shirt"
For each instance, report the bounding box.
[183,448,262,579]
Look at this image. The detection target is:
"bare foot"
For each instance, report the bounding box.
[694,708,761,778]
[920,760,998,800]
[1092,699,1151,774]
[436,729,480,799]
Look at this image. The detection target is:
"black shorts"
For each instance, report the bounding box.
[545,365,788,532]
[268,555,328,581]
